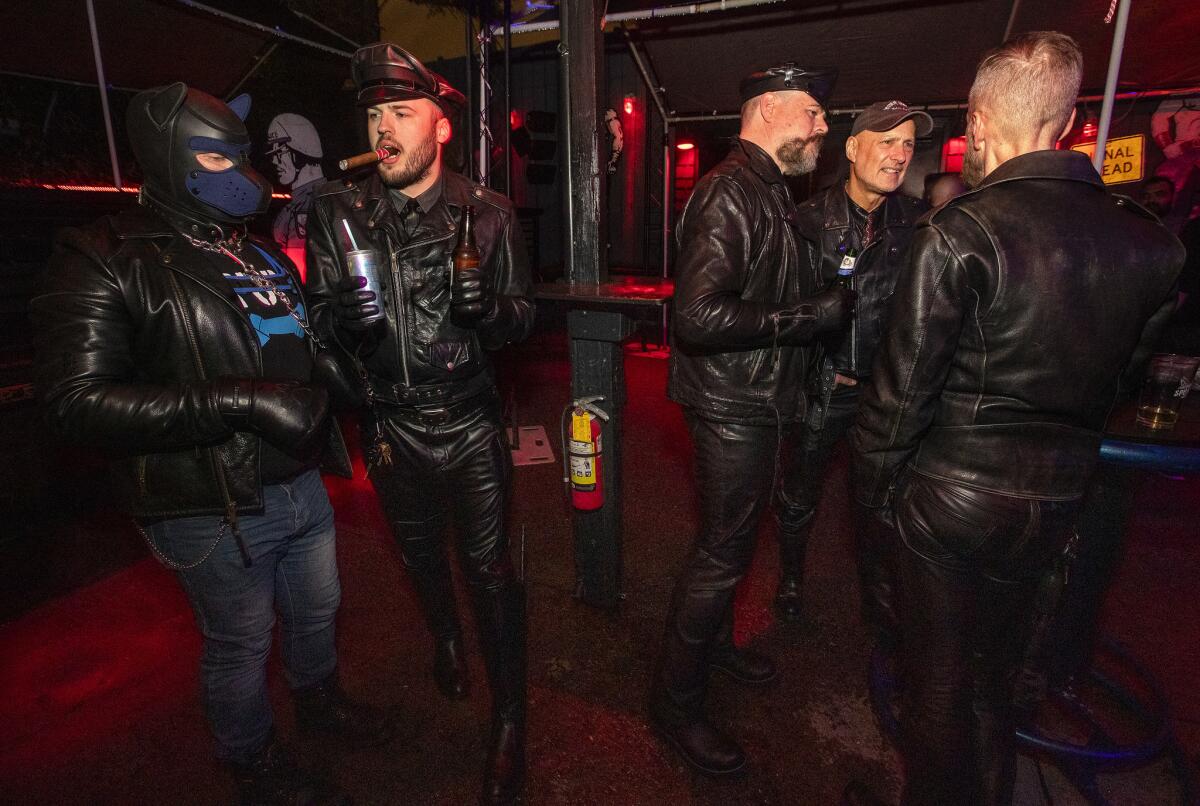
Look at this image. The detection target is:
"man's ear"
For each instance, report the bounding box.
[436,115,452,145]
[1057,107,1078,142]
[968,110,985,150]
[845,134,859,164]
[758,92,776,123]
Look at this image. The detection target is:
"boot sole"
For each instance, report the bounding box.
[709,663,778,687]
[649,720,747,778]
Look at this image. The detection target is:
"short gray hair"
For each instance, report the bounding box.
[968,31,1082,142]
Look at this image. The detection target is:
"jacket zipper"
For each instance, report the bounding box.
[386,231,412,387]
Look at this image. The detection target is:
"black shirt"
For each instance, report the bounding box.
[217,242,315,483]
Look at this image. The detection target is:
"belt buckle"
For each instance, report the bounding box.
[419,406,450,425]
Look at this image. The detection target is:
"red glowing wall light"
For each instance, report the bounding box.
[623,95,635,115]
[676,141,695,151]
[1081,118,1099,139]
[942,136,967,173]
[510,109,523,129]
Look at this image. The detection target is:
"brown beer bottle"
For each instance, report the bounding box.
[451,205,480,299]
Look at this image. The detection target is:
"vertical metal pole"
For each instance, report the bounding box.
[504,0,513,198]
[478,9,491,187]
[562,0,627,611]
[463,2,475,180]
[85,0,122,190]
[1094,0,1132,175]
[662,125,673,280]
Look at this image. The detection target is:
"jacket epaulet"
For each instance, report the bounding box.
[1111,194,1161,224]
[315,177,359,198]
[463,183,511,211]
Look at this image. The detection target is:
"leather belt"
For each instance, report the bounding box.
[377,390,496,426]
[368,370,491,407]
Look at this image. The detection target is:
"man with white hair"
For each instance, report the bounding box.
[851,31,1182,804]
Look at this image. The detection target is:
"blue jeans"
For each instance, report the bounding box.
[145,468,341,762]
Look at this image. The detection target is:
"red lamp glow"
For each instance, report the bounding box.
[510,109,523,129]
[1081,117,1098,139]
[942,135,967,173]
[623,95,635,116]
[676,141,695,151]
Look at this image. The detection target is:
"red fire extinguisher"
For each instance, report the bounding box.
[562,396,609,511]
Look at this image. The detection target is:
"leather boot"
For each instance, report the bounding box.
[773,511,813,623]
[293,669,396,749]
[647,690,746,777]
[406,559,471,698]
[434,635,471,700]
[471,582,527,805]
[710,609,776,686]
[228,730,350,806]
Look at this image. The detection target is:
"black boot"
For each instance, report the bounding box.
[710,609,776,686]
[434,635,471,700]
[228,730,350,806]
[294,669,396,749]
[472,582,527,805]
[773,512,813,623]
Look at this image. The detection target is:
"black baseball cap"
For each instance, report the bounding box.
[351,42,465,114]
[739,63,838,108]
[851,100,933,137]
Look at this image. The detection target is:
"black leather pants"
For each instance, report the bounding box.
[368,393,517,643]
[776,384,897,628]
[893,472,1079,806]
[655,411,779,719]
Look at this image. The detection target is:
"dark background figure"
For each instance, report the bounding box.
[777,100,930,632]
[650,63,852,777]
[1142,173,1187,235]
[850,32,1183,806]
[304,43,535,806]
[922,171,968,208]
[30,84,393,805]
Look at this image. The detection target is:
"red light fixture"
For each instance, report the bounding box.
[623,95,635,116]
[1081,117,1098,139]
[676,141,695,151]
[510,109,523,129]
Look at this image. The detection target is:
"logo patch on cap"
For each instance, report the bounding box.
[884,100,909,111]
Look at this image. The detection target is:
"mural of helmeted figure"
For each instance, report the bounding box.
[266,113,326,274]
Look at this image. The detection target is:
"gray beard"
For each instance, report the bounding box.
[776,134,824,176]
[961,130,985,188]
[378,134,437,190]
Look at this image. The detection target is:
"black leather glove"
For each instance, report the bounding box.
[449,267,495,328]
[333,275,382,331]
[802,284,856,334]
[212,378,331,461]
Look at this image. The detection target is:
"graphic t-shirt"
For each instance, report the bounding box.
[219,243,316,483]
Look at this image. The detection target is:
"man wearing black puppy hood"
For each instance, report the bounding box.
[33,84,391,805]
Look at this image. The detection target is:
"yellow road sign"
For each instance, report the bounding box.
[1071,134,1145,185]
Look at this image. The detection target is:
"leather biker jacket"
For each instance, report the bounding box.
[796,186,926,379]
[852,150,1183,507]
[32,205,352,520]
[668,138,826,425]
[305,170,534,407]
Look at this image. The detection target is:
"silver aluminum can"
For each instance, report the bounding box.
[345,249,386,324]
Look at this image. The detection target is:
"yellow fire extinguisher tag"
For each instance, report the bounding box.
[569,410,597,487]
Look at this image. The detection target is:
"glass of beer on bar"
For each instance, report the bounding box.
[1136,354,1200,430]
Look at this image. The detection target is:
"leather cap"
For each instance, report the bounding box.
[351,42,465,114]
[739,64,838,108]
[851,100,934,137]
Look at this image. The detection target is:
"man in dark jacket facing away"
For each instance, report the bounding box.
[650,63,852,776]
[32,85,391,805]
[851,32,1183,805]
[776,101,931,628]
[305,43,534,805]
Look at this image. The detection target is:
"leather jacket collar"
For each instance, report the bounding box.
[354,169,480,245]
[735,138,788,187]
[821,186,917,234]
[960,149,1103,199]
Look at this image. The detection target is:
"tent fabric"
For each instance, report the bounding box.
[634,0,1200,113]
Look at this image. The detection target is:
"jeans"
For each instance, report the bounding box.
[893,472,1079,806]
[145,468,341,762]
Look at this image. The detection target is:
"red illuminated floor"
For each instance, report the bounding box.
[2,330,1197,805]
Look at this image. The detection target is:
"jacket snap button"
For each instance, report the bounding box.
[162,254,172,263]
[474,188,482,197]
[354,200,364,209]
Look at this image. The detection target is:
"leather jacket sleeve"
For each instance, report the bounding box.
[475,209,535,350]
[850,221,969,508]
[32,232,233,453]
[673,175,822,350]
[1118,281,1180,395]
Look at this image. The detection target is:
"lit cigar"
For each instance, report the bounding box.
[337,146,397,172]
